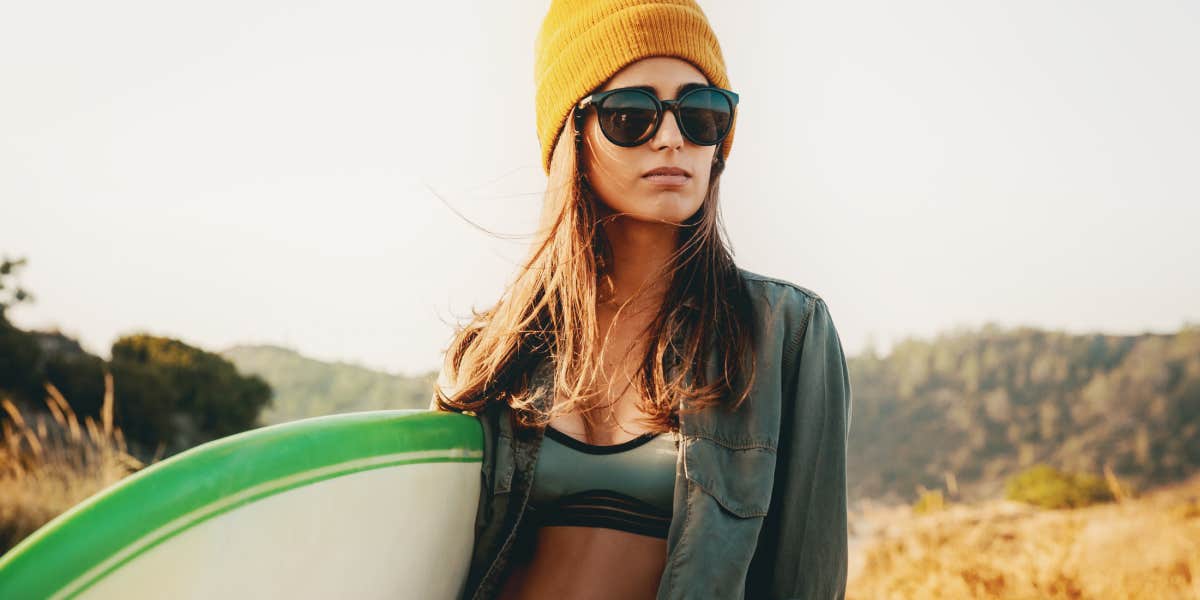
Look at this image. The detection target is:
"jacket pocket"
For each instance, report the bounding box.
[683,436,777,518]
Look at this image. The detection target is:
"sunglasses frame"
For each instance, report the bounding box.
[573,85,740,148]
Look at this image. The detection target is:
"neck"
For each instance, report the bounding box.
[598,215,680,311]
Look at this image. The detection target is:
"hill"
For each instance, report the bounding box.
[224,323,1200,506]
[847,323,1200,505]
[221,344,435,425]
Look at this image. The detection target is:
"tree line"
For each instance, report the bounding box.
[847,322,1200,503]
[0,257,272,463]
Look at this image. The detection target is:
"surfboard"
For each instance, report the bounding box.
[0,409,483,600]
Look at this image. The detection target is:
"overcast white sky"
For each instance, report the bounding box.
[3,1,1197,376]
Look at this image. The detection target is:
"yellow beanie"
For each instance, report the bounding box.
[534,0,735,175]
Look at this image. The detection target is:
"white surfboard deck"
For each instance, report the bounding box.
[0,409,483,600]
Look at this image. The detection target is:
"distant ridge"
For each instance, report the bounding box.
[221,323,1200,506]
[221,344,436,425]
[847,323,1200,505]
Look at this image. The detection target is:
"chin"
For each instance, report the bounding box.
[629,203,703,225]
[595,188,703,223]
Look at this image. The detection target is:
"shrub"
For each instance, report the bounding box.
[1005,463,1113,509]
[913,485,947,514]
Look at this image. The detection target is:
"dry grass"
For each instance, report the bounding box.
[0,374,150,555]
[848,474,1200,599]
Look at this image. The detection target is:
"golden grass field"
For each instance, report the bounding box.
[847,474,1200,599]
[0,376,148,554]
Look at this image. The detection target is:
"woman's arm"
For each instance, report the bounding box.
[749,295,853,599]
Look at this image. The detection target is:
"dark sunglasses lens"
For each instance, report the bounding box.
[597,90,658,145]
[678,89,733,144]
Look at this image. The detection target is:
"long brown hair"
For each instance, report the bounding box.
[432,106,758,435]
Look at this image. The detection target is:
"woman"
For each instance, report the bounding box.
[431,1,852,598]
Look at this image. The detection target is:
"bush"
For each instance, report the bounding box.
[1005,464,1113,509]
[913,486,947,514]
[110,335,273,459]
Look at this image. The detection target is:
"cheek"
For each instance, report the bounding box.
[692,172,712,198]
[584,137,641,196]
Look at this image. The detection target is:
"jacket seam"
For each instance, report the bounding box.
[738,269,823,303]
[665,478,695,598]
[793,355,832,598]
[471,430,534,599]
[783,295,816,369]
[492,432,514,494]
[686,432,777,452]
[472,484,527,599]
[737,269,818,369]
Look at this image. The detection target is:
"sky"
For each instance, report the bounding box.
[2,1,1198,377]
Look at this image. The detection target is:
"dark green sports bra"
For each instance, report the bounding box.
[527,425,679,539]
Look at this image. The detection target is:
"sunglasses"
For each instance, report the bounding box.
[573,85,740,148]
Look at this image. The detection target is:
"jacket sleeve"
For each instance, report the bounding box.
[749,295,853,599]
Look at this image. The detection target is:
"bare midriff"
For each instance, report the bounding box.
[496,525,667,600]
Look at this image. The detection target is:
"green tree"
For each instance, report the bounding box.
[0,256,35,322]
[0,256,41,404]
[110,335,273,458]
[0,258,273,460]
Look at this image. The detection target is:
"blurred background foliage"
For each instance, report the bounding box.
[1,257,272,464]
[847,323,1200,504]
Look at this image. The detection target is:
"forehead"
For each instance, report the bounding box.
[601,56,709,97]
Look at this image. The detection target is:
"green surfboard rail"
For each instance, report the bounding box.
[0,409,483,599]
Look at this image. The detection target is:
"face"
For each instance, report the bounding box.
[578,56,719,226]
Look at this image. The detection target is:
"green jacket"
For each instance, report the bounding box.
[457,269,852,599]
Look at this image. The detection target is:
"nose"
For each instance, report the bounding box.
[650,105,684,150]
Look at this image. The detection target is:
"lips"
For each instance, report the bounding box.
[641,166,691,188]
[642,166,691,178]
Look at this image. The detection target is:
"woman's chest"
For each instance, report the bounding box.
[470,356,785,600]
[545,316,670,443]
